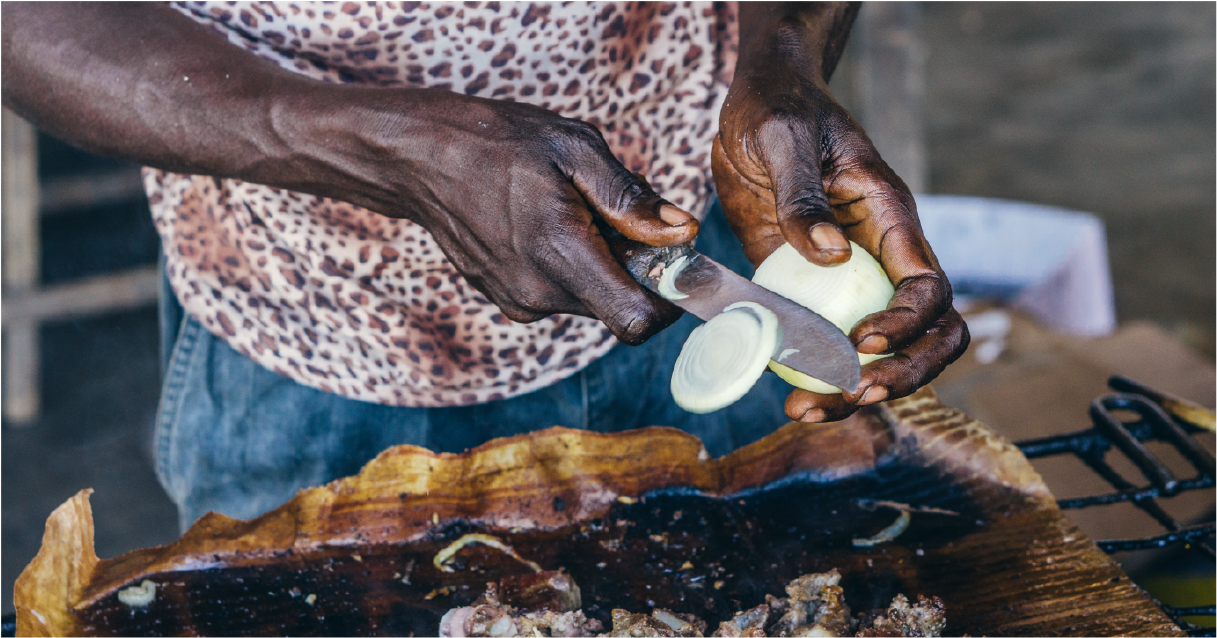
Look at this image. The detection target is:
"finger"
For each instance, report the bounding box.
[710,135,788,266]
[824,142,951,354]
[851,269,952,354]
[782,308,968,421]
[847,308,970,403]
[784,389,859,423]
[757,117,853,267]
[539,193,685,345]
[560,122,699,247]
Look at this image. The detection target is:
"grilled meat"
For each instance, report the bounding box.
[601,608,708,637]
[440,570,944,638]
[711,604,770,637]
[438,572,603,637]
[855,594,946,637]
[761,569,855,636]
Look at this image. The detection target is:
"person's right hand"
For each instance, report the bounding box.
[290,89,699,344]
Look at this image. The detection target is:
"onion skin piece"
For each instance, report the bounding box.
[657,255,690,300]
[433,533,542,573]
[851,509,912,547]
[752,241,895,395]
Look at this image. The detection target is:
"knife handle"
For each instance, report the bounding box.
[595,218,694,286]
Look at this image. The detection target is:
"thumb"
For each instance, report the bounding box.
[565,141,699,248]
[761,119,852,266]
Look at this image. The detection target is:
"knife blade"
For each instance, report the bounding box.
[604,235,862,392]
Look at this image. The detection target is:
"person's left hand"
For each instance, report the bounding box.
[713,45,969,424]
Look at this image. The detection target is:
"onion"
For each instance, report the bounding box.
[752,241,895,395]
[433,533,542,573]
[668,241,894,414]
[670,302,779,414]
[117,580,157,608]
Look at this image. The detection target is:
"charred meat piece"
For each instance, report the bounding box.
[652,609,708,637]
[518,610,606,637]
[602,608,706,637]
[438,573,603,637]
[440,569,945,638]
[710,604,769,636]
[438,605,602,637]
[766,569,855,636]
[856,594,946,637]
[499,570,582,612]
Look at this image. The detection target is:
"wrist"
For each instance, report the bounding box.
[254,80,422,216]
[735,2,859,86]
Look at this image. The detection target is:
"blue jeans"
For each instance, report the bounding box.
[154,201,792,531]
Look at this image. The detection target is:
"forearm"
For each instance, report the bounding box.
[3,3,292,177]
[736,2,860,85]
[1,2,571,223]
[0,2,491,221]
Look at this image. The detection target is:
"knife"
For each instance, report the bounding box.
[602,229,862,393]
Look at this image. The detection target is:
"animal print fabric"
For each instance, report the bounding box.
[148,1,740,407]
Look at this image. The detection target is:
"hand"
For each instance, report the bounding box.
[714,4,969,422]
[296,89,700,344]
[3,3,698,346]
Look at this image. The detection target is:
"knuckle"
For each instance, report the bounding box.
[757,111,801,137]
[895,274,953,319]
[529,225,588,273]
[932,276,955,316]
[605,300,656,345]
[550,118,605,153]
[500,305,541,324]
[599,168,655,215]
[510,283,554,314]
[780,188,832,219]
[832,132,884,168]
[947,313,971,358]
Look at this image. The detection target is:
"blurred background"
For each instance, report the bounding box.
[3,1,1214,623]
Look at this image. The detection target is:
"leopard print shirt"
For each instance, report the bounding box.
[149,1,739,407]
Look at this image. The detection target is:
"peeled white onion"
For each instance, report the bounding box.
[670,302,779,414]
[752,241,895,395]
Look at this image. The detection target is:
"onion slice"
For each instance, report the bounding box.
[670,302,779,414]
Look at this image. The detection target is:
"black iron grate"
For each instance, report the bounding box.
[1016,376,1216,636]
[2,375,1211,637]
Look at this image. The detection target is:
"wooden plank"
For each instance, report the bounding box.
[3,109,40,288]
[2,266,160,324]
[13,389,1182,636]
[3,322,40,423]
[40,168,147,215]
[3,109,42,423]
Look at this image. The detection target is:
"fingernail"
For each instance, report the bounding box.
[858,386,888,405]
[859,334,888,354]
[659,204,695,227]
[810,223,849,252]
[798,408,826,423]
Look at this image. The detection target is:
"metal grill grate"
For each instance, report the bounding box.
[2,375,1212,638]
[1016,376,1216,637]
